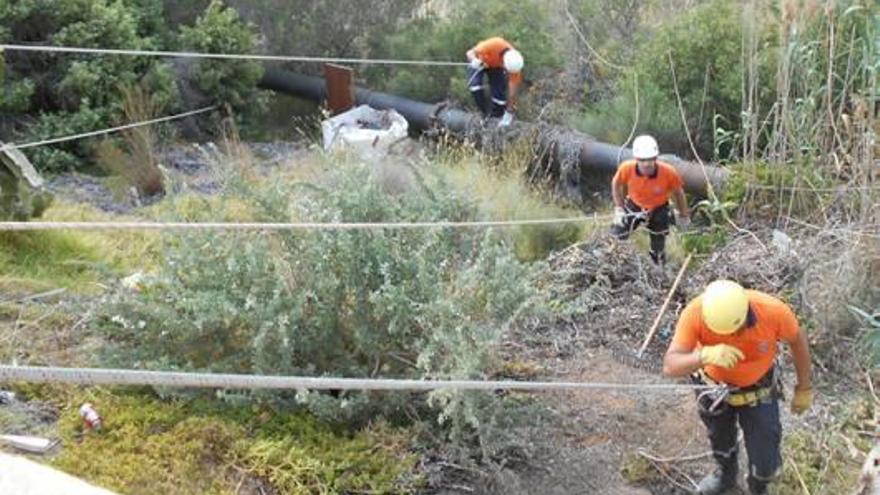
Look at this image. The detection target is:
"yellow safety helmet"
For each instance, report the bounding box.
[701,280,750,335]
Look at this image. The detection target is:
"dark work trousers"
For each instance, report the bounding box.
[699,397,782,494]
[466,66,508,117]
[610,198,673,264]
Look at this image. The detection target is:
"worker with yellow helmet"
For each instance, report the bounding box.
[663,280,814,495]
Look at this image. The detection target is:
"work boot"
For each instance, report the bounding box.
[649,249,666,266]
[746,476,769,494]
[697,471,737,495]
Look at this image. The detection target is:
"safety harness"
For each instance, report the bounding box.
[693,366,781,414]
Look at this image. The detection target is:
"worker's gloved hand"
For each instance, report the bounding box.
[469,57,484,70]
[498,111,515,127]
[699,344,745,369]
[791,386,813,415]
[677,214,691,231]
[612,206,627,227]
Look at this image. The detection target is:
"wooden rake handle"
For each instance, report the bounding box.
[637,253,693,358]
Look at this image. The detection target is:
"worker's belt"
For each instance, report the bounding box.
[695,367,779,408]
[623,198,673,226]
[726,386,774,407]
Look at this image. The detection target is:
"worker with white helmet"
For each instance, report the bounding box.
[664,280,814,495]
[465,37,523,127]
[610,134,690,265]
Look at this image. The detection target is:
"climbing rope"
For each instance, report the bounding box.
[0,216,613,232]
[0,44,468,67]
[0,106,216,152]
[0,365,711,392]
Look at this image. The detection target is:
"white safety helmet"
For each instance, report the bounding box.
[503,49,524,73]
[632,135,659,160]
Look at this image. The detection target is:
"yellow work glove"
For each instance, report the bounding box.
[699,344,745,369]
[791,386,813,415]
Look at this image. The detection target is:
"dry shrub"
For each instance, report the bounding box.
[97,85,165,200]
[796,229,880,362]
[535,222,877,372]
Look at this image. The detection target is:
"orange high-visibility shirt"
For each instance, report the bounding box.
[612,160,684,210]
[473,37,523,86]
[672,290,801,388]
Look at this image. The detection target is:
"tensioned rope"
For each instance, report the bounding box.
[746,183,880,192]
[0,217,612,231]
[0,44,468,67]
[0,106,216,152]
[0,365,710,392]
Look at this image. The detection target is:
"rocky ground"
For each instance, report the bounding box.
[45,142,310,214]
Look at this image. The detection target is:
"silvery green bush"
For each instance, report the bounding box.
[95,160,540,432]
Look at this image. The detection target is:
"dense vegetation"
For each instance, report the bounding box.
[0,0,265,170]
[0,1,877,493]
[95,159,540,429]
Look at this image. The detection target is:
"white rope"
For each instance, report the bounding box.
[0,44,468,67]
[0,106,216,152]
[563,8,628,71]
[746,183,880,192]
[0,215,613,232]
[0,365,710,392]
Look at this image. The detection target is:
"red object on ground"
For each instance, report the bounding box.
[79,403,102,431]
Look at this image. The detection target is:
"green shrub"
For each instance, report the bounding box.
[761,1,877,168]
[0,0,179,171]
[573,0,777,158]
[178,0,268,119]
[22,105,109,172]
[0,76,34,114]
[93,160,539,432]
[571,75,682,148]
[680,225,728,256]
[635,0,776,156]
[720,160,843,220]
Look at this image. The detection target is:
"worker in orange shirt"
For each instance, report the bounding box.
[663,280,814,495]
[465,37,523,127]
[611,134,690,265]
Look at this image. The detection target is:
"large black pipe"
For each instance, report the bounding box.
[259,69,726,198]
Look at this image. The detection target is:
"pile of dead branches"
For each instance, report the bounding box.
[519,228,814,366]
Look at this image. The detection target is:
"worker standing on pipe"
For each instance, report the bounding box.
[610,134,690,265]
[465,37,523,127]
[663,280,814,495]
